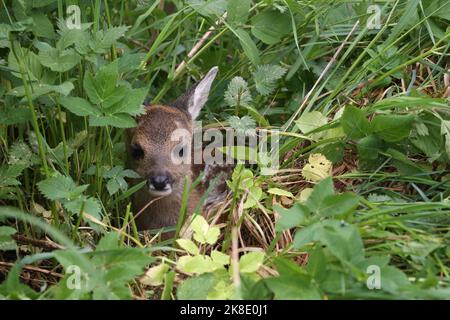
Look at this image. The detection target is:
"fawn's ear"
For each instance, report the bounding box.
[171,66,218,120]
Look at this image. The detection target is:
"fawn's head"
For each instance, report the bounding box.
[127,67,218,197]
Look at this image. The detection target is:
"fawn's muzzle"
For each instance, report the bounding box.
[148,173,173,196]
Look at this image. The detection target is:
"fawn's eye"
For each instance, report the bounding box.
[179,148,184,158]
[131,143,144,159]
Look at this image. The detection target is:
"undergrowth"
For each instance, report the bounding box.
[0,0,449,299]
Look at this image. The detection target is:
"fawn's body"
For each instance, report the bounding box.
[126,67,220,231]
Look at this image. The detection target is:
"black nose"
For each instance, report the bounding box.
[149,174,170,191]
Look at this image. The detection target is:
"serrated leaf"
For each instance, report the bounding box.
[341,105,371,139]
[59,96,102,117]
[371,114,414,142]
[224,77,252,108]
[0,226,17,251]
[38,44,80,72]
[253,64,286,95]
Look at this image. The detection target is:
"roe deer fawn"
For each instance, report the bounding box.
[126,67,224,231]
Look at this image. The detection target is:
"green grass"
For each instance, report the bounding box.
[0,0,449,300]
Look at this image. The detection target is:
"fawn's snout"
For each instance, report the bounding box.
[147,171,174,196]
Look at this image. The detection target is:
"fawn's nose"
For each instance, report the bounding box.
[149,174,171,191]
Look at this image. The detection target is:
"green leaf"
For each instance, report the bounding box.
[0,226,17,251]
[371,114,414,142]
[89,113,136,128]
[38,44,80,72]
[275,203,309,231]
[224,77,252,108]
[357,135,384,160]
[187,0,227,17]
[268,188,294,198]
[90,26,129,53]
[176,239,200,255]
[190,215,220,245]
[265,274,322,300]
[234,28,260,66]
[177,273,220,300]
[178,255,219,274]
[37,175,79,201]
[227,0,251,26]
[251,10,291,45]
[295,111,327,134]
[239,252,265,273]
[341,105,371,139]
[59,96,102,117]
[305,177,334,213]
[140,263,169,286]
[319,193,360,217]
[211,250,230,266]
[253,64,286,96]
[83,61,119,106]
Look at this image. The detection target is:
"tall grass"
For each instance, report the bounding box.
[0,0,449,299]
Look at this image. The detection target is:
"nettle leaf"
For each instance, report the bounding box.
[341,105,371,139]
[37,175,80,201]
[0,106,32,125]
[253,64,286,96]
[0,164,26,187]
[37,175,101,219]
[59,96,102,117]
[8,48,43,81]
[105,87,147,116]
[251,10,291,45]
[90,26,129,53]
[89,113,136,128]
[371,114,414,142]
[8,141,40,168]
[301,153,332,182]
[102,166,139,196]
[224,77,252,107]
[38,43,80,72]
[0,226,17,251]
[239,252,265,273]
[83,61,119,106]
[64,196,101,219]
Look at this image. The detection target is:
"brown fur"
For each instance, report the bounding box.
[126,105,203,231]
